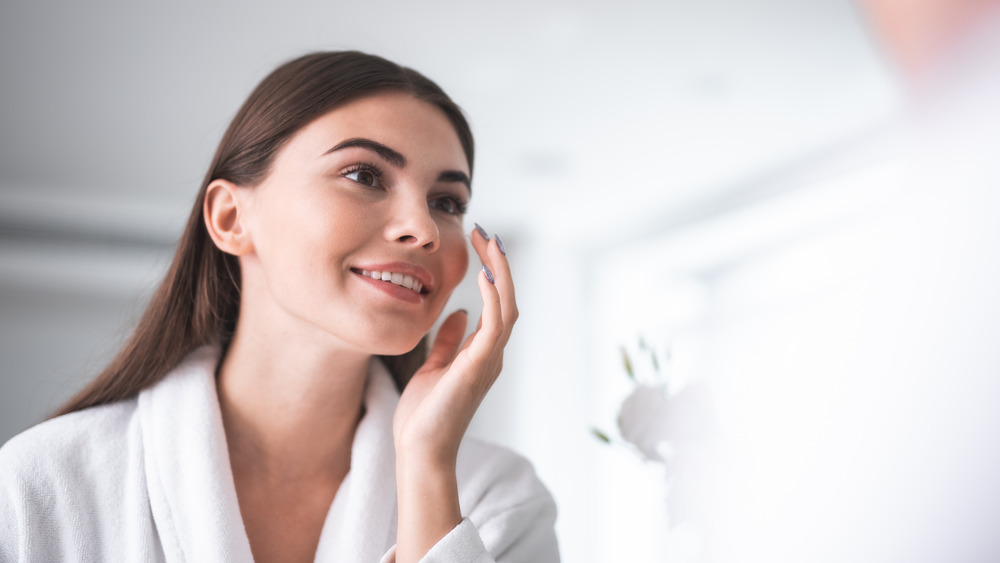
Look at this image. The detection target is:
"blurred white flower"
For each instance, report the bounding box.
[617,384,672,462]
[603,343,722,535]
[618,382,718,464]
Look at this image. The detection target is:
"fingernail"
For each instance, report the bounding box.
[482,264,495,284]
[493,234,507,256]
[474,222,489,240]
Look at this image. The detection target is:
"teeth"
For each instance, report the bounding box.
[359,270,423,293]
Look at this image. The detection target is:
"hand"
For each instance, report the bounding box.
[393,228,518,465]
[392,228,517,562]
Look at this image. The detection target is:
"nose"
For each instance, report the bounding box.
[385,193,440,252]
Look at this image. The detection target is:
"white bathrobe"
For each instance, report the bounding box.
[0,346,559,562]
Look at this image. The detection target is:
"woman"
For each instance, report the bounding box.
[0,52,559,562]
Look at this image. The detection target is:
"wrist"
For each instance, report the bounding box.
[395,449,462,563]
[394,427,460,471]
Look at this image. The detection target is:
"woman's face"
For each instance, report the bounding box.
[236,91,471,355]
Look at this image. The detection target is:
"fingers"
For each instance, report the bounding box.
[475,264,504,343]
[423,310,468,370]
[469,225,519,341]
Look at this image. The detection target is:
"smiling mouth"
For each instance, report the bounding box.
[352,268,426,294]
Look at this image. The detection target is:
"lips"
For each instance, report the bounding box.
[350,262,434,297]
[354,269,424,293]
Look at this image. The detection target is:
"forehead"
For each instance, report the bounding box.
[287,91,469,174]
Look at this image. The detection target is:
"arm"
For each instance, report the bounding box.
[386,443,560,563]
[392,229,518,563]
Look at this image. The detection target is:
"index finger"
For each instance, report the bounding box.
[469,224,518,332]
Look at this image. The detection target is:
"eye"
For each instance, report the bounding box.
[430,195,469,216]
[342,164,383,188]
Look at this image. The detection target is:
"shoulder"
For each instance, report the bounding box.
[456,438,554,509]
[0,400,144,560]
[455,438,560,561]
[0,398,141,519]
[0,398,139,481]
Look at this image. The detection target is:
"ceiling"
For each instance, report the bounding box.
[0,0,901,248]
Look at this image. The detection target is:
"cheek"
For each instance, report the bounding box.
[245,191,360,287]
[440,233,470,291]
[251,205,320,271]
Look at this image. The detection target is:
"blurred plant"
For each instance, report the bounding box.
[593,339,720,532]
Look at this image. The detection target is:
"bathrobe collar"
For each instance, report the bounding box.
[139,345,399,562]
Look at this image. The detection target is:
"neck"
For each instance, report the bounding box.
[217,320,372,482]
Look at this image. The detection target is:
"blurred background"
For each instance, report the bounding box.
[2,0,999,561]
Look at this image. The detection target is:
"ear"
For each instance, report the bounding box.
[204,179,253,256]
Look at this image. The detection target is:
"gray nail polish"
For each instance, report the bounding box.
[494,234,507,256]
[474,222,489,240]
[482,264,495,284]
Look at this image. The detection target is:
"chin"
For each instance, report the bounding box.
[376,338,425,360]
[368,329,428,357]
[348,315,436,357]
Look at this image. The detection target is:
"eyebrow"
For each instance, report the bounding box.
[325,137,471,190]
[324,138,406,167]
[438,170,471,191]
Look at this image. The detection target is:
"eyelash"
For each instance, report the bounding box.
[341,162,469,216]
[432,194,470,216]
[341,162,384,187]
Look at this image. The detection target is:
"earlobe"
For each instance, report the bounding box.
[204,179,253,256]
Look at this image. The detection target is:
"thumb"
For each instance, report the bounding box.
[422,310,469,371]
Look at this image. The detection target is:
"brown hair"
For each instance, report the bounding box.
[53,51,474,417]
